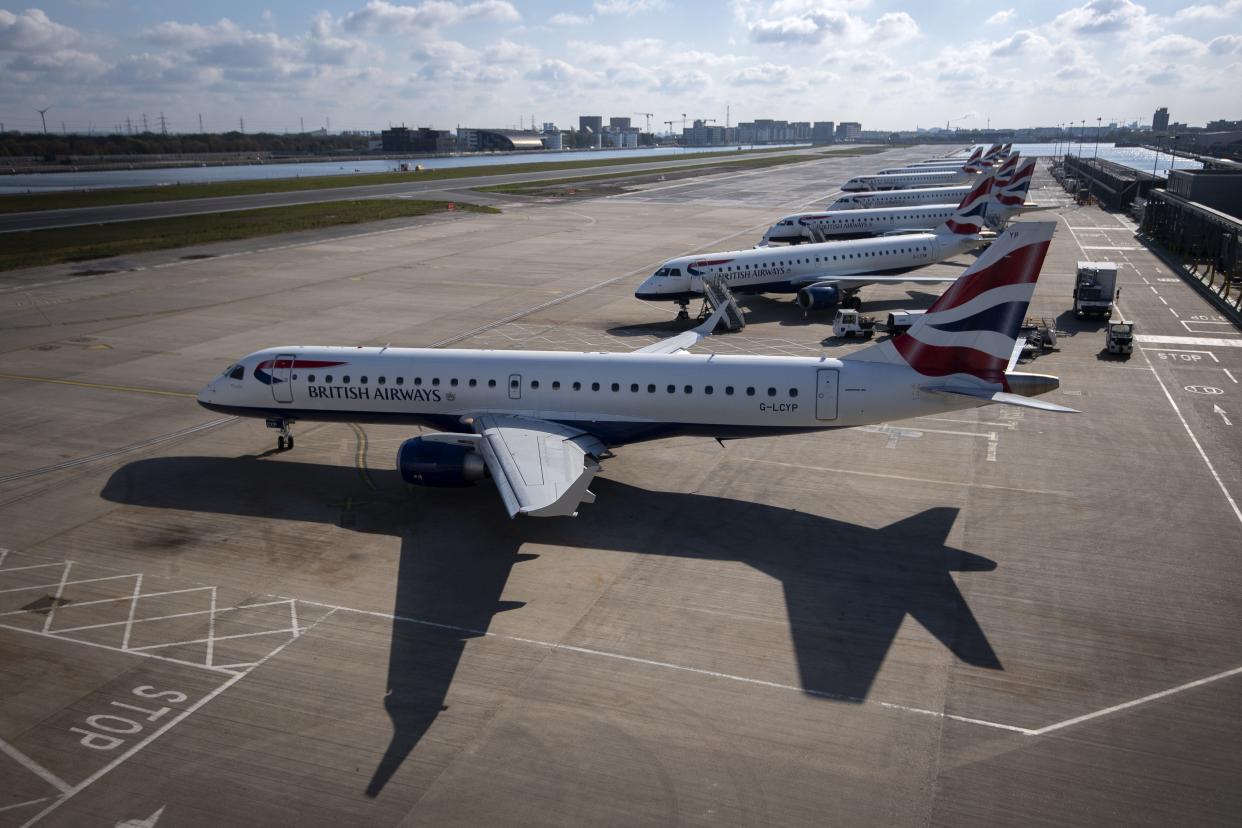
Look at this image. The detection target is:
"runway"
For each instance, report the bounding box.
[1,146,1240,827]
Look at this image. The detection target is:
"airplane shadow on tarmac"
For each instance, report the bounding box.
[101,455,1001,798]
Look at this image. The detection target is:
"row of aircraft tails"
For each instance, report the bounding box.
[200,144,1072,518]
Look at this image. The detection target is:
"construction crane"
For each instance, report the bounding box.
[664,119,676,137]
[635,112,654,133]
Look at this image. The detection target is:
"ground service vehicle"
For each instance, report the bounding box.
[1106,319,1135,356]
[832,309,878,339]
[1074,261,1118,318]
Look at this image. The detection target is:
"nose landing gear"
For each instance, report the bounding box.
[676,299,690,322]
[266,417,295,451]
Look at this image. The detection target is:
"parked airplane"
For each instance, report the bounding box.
[197,221,1070,518]
[637,176,993,316]
[829,154,1021,210]
[842,167,978,191]
[887,147,984,174]
[761,168,1021,244]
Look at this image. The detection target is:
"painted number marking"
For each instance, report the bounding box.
[70,686,188,751]
[1184,385,1224,395]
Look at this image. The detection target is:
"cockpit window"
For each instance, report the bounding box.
[653,267,670,277]
[228,365,244,381]
[669,268,681,276]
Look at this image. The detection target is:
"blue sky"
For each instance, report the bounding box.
[2,0,1239,134]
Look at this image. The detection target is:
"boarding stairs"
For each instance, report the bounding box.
[701,276,746,331]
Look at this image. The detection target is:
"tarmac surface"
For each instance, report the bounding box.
[1,147,1240,827]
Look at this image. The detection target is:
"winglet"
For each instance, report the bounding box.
[633,300,727,355]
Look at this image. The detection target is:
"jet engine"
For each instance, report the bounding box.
[795,283,841,311]
[396,437,487,487]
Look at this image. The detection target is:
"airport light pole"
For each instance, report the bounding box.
[1094,116,1101,162]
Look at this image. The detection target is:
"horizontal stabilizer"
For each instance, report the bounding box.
[923,386,1079,413]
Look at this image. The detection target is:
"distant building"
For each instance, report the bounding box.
[812,121,835,144]
[836,122,862,141]
[381,126,455,153]
[579,115,603,134]
[1153,107,1169,133]
[455,128,545,152]
[609,117,631,130]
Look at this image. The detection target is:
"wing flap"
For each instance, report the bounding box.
[472,414,605,517]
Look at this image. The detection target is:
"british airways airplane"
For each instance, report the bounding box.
[842,167,979,192]
[829,155,1024,211]
[762,158,1037,244]
[635,176,994,316]
[198,222,1070,518]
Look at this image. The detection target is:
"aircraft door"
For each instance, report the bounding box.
[271,353,295,404]
[815,369,838,420]
[508,374,522,400]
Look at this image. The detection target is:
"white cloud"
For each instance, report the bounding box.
[593,0,667,15]
[986,9,1015,26]
[989,30,1050,57]
[342,0,519,34]
[1052,0,1150,36]
[525,58,601,86]
[745,3,917,46]
[1146,33,1204,56]
[870,12,918,42]
[0,8,81,51]
[729,62,797,85]
[1208,33,1242,53]
[548,12,592,25]
[1175,1,1242,21]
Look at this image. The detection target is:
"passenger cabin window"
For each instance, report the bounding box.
[450,378,458,387]
[552,381,560,390]
[360,376,368,384]
[343,375,350,384]
[611,382,620,392]
[746,387,755,396]
[307,374,316,382]
[573,381,582,391]
[531,380,540,390]
[592,382,600,391]
[325,375,333,383]
[396,377,404,385]
[378,376,386,385]
[488,379,496,388]
[469,379,477,387]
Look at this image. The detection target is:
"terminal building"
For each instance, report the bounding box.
[455,128,546,152]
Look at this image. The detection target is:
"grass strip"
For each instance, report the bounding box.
[0,145,818,214]
[475,147,891,195]
[0,199,498,271]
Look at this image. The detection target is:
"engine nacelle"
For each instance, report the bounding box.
[795,283,841,311]
[396,437,487,487]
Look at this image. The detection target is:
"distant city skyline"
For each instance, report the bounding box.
[2,0,1240,134]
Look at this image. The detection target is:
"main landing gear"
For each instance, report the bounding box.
[843,294,862,310]
[266,417,295,451]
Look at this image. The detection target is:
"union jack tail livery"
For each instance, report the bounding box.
[992,153,1020,183]
[846,221,1075,412]
[962,146,985,173]
[941,174,993,236]
[993,157,1036,207]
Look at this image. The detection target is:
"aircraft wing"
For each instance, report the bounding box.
[470,413,608,517]
[633,301,727,355]
[922,386,1079,413]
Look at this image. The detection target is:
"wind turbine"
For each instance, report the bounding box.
[35,106,51,134]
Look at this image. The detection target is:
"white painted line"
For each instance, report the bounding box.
[1136,335,1242,348]
[0,737,71,794]
[0,586,207,618]
[0,573,136,595]
[1214,405,1232,426]
[1170,307,1180,317]
[128,627,299,652]
[41,562,72,634]
[1083,245,1141,250]
[1030,664,1242,736]
[1138,348,1218,362]
[20,608,340,827]
[1150,285,1159,294]
[1141,352,1242,525]
[121,574,142,651]
[1225,368,1238,384]
[0,798,49,814]
[0,620,237,675]
[740,457,1066,495]
[48,599,294,634]
[206,587,217,668]
[0,562,69,573]
[1159,296,1168,305]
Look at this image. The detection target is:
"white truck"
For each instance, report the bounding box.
[1073,261,1119,318]
[885,310,926,335]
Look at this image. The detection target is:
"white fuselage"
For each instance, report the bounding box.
[762,204,965,244]
[634,230,978,302]
[197,346,977,446]
[829,186,976,210]
[842,169,976,191]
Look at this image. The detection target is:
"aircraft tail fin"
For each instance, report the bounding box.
[938,173,993,236]
[992,157,1037,212]
[846,221,1056,394]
